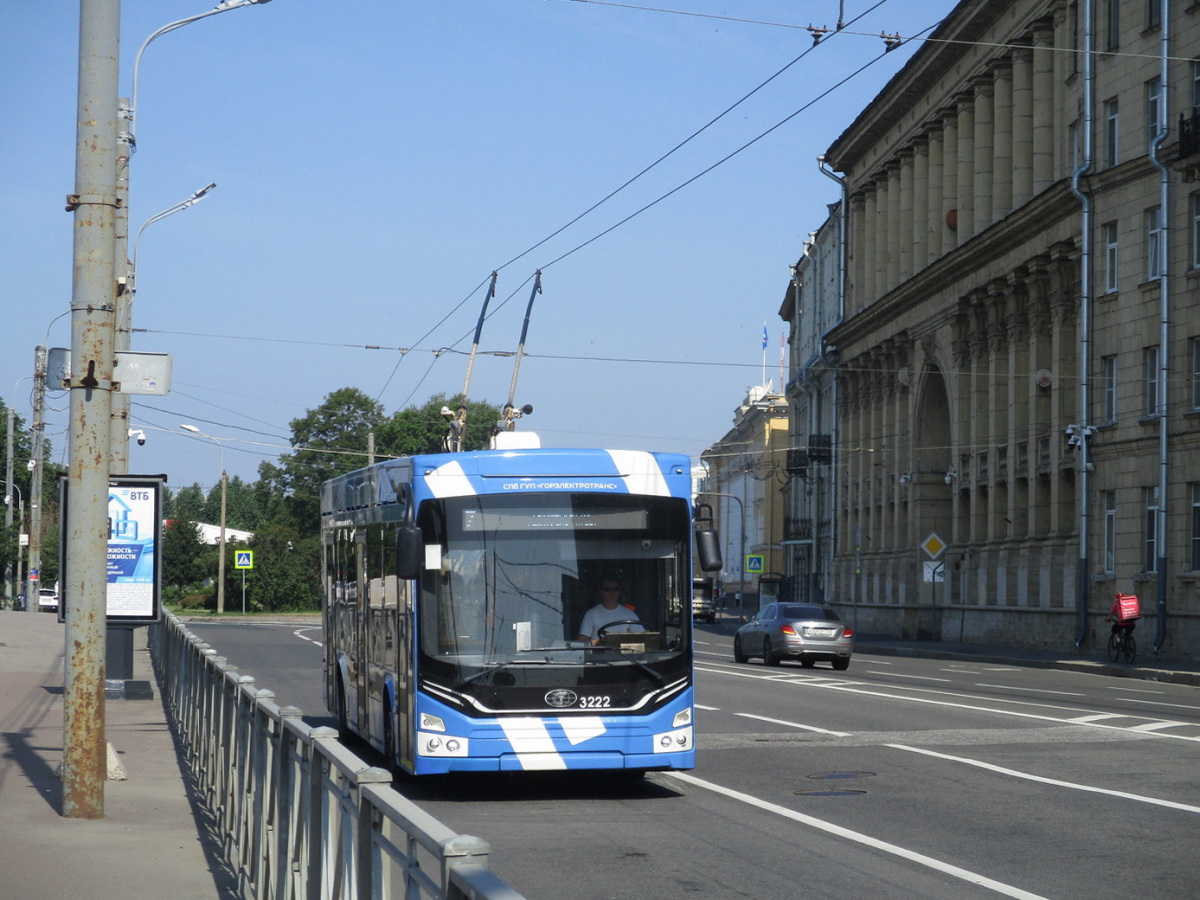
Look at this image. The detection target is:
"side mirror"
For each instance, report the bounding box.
[695,529,722,572]
[395,526,423,579]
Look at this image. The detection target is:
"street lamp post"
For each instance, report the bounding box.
[4,483,22,606]
[181,424,227,614]
[112,0,274,469]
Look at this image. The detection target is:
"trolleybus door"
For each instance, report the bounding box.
[354,528,369,734]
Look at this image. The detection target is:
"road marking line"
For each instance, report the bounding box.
[735,713,850,736]
[887,744,1200,814]
[667,771,1052,900]
[874,672,952,682]
[1129,721,1189,733]
[974,683,1085,697]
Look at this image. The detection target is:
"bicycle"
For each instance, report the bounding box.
[1106,620,1137,664]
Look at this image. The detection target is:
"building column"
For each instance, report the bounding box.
[956,96,976,242]
[973,78,995,231]
[851,192,870,314]
[898,149,915,281]
[992,58,1014,216]
[886,163,902,291]
[1012,43,1034,207]
[926,124,945,264]
[1032,22,1055,192]
[874,175,890,300]
[912,136,930,272]
[941,109,959,254]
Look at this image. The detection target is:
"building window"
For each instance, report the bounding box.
[1146,77,1163,148]
[1192,484,1200,571]
[1145,486,1160,573]
[1192,337,1200,410]
[1147,0,1161,30]
[1192,59,1200,111]
[1102,354,1118,423]
[1104,98,1120,168]
[1146,205,1164,280]
[1102,220,1119,292]
[1105,0,1120,51]
[1103,491,1117,574]
[1144,345,1161,416]
[1192,194,1200,269]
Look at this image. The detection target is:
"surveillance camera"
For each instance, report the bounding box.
[641,539,652,550]
[138,435,146,446]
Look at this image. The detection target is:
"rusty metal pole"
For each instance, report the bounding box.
[63,0,121,820]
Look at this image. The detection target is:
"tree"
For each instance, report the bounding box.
[376,393,502,457]
[258,387,384,537]
[167,483,207,522]
[161,519,208,595]
[240,525,320,611]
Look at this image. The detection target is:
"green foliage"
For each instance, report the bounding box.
[376,393,502,457]
[162,518,208,590]
[258,387,384,536]
[167,483,206,522]
[237,525,320,611]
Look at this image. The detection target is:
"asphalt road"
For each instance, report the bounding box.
[187,619,1200,900]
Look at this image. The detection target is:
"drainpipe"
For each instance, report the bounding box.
[1068,0,1094,649]
[818,155,846,606]
[1147,0,1170,654]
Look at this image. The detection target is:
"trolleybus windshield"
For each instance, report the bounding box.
[416,492,690,712]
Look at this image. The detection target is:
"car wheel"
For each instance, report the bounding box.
[733,636,748,663]
[832,657,850,671]
[763,637,780,667]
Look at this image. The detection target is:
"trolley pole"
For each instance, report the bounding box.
[63,0,121,820]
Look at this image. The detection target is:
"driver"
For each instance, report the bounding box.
[576,576,644,645]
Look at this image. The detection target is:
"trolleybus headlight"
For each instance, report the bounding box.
[446,739,461,753]
[421,713,447,733]
[659,735,673,748]
[673,709,692,727]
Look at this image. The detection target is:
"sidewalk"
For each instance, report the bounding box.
[0,609,236,899]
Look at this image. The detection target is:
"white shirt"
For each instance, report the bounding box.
[578,603,643,640]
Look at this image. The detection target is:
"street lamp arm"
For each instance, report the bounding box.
[129,0,274,149]
[131,182,218,280]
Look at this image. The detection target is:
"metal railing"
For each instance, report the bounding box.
[149,612,528,900]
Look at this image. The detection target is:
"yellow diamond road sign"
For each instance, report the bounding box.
[922,533,945,559]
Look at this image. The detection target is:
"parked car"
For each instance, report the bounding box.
[37,588,59,614]
[733,602,853,670]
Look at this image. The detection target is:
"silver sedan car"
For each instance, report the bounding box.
[733,603,853,670]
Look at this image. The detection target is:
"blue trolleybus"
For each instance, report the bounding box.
[321,440,721,776]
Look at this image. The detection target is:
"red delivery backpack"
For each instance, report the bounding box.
[1116,593,1141,622]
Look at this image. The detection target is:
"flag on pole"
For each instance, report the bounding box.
[761,324,768,350]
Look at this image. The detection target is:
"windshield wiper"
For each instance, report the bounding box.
[456,658,551,688]
[582,646,664,683]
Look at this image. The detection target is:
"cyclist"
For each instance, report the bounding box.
[1106,592,1140,643]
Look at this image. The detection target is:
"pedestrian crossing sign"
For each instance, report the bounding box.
[235,550,254,570]
[745,554,764,574]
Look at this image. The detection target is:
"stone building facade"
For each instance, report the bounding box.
[778,207,840,607]
[699,387,790,614]
[818,0,1200,657]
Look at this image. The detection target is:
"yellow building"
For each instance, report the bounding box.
[699,387,789,614]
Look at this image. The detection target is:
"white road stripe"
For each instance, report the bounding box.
[974,683,1084,697]
[666,771,1052,900]
[887,744,1200,814]
[736,713,850,737]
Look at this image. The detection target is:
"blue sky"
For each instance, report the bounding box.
[2,0,952,492]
